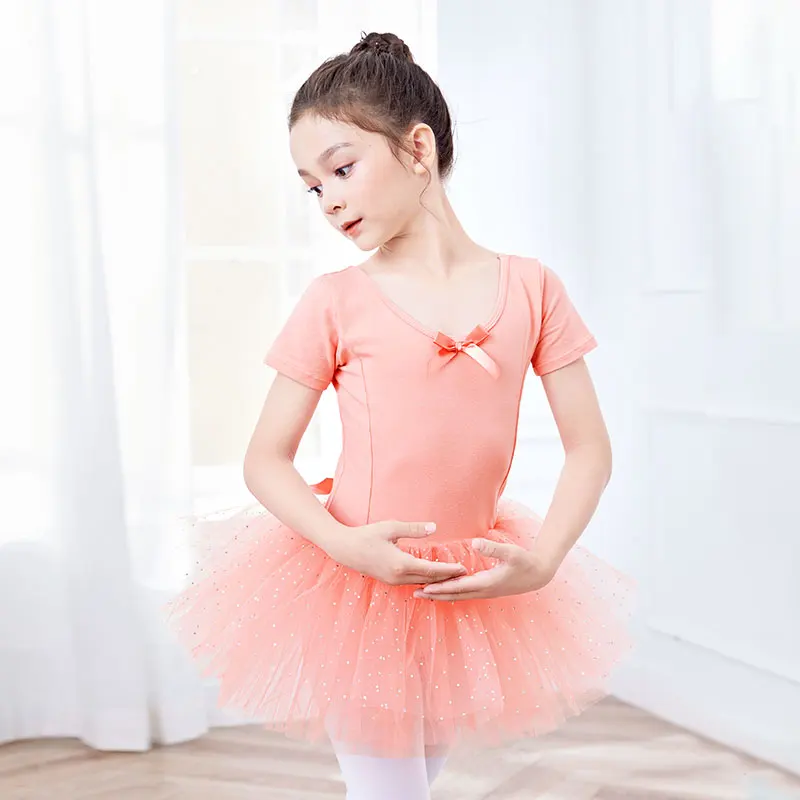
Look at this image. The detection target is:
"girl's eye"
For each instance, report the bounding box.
[305,164,354,198]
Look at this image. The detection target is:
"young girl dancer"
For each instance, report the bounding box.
[165,31,634,800]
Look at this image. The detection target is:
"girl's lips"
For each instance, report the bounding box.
[343,218,363,237]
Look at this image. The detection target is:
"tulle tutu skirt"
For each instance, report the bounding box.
[162,497,635,757]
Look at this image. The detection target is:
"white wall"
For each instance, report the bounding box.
[439,0,800,775]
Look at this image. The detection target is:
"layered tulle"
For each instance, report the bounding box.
[163,497,635,757]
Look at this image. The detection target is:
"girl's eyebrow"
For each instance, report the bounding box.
[297,142,354,177]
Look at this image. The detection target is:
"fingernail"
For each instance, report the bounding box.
[425,522,436,533]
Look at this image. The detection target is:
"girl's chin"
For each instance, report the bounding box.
[350,231,378,251]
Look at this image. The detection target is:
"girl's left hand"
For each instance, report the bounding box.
[413,539,558,601]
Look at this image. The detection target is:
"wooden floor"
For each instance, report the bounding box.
[2,699,799,799]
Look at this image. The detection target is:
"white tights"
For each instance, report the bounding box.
[330,741,450,800]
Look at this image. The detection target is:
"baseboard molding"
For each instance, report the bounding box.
[610,624,800,777]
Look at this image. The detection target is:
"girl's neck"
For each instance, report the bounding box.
[372,188,495,279]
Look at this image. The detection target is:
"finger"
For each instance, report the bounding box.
[402,553,465,573]
[414,590,487,602]
[471,538,517,561]
[405,560,467,583]
[418,570,497,594]
[384,520,437,541]
[405,573,465,586]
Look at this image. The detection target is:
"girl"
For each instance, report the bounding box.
[166,31,634,800]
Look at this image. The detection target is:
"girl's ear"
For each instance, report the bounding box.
[406,123,437,176]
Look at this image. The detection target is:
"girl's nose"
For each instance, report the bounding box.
[324,195,344,216]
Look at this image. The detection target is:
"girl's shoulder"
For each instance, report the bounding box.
[307,264,357,293]
[506,252,557,280]
[504,253,564,302]
[293,266,366,331]
[291,265,354,311]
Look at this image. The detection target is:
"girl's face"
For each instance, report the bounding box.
[290,114,430,251]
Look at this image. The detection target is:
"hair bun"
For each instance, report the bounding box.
[351,31,414,64]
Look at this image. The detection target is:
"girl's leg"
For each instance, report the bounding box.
[424,743,450,786]
[324,713,451,797]
[330,741,431,800]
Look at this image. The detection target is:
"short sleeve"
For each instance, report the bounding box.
[531,264,597,376]
[263,274,340,391]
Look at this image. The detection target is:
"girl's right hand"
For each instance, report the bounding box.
[322,520,468,586]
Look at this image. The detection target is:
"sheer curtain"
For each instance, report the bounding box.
[0,0,435,750]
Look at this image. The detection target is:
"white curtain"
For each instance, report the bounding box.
[0,0,211,749]
[0,0,435,750]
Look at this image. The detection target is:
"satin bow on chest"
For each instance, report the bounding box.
[431,324,500,378]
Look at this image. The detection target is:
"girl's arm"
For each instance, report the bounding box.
[532,356,612,569]
[416,356,610,601]
[243,373,346,549]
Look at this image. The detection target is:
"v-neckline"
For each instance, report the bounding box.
[352,253,510,344]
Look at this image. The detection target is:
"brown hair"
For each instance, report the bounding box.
[288,31,455,186]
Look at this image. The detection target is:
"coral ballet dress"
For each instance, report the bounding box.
[163,254,635,757]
